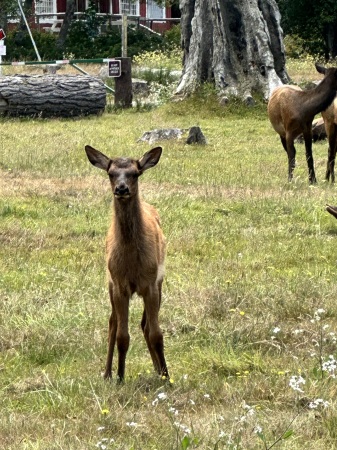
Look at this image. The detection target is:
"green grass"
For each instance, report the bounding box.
[1,78,337,449]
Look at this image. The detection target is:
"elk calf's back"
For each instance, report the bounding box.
[85,145,168,381]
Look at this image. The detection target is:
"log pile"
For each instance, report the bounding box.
[0,74,106,117]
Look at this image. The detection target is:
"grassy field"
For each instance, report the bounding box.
[1,60,337,449]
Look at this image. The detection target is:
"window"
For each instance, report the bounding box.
[120,1,139,15]
[35,0,57,23]
[147,0,165,19]
[35,0,57,15]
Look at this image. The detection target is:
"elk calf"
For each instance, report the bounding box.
[85,145,168,381]
[268,63,337,183]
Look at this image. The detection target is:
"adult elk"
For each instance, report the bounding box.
[85,145,169,381]
[268,63,337,183]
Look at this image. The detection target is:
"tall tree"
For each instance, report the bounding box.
[57,0,76,52]
[176,0,289,101]
[277,0,337,59]
[0,0,19,32]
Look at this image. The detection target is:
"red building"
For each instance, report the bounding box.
[34,0,175,33]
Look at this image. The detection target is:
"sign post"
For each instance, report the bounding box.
[0,29,6,77]
[109,57,132,108]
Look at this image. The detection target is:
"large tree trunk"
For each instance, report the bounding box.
[0,75,106,117]
[177,0,289,101]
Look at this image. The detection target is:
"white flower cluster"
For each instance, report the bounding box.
[174,421,191,436]
[152,391,167,406]
[311,308,326,323]
[289,375,306,393]
[96,428,114,450]
[308,398,329,409]
[322,355,337,378]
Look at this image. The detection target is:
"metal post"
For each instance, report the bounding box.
[122,14,127,58]
[17,0,41,61]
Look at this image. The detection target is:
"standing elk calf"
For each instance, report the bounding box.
[85,145,169,381]
[268,63,337,184]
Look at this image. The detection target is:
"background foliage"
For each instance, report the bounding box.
[277,0,337,58]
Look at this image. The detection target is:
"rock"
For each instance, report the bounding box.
[186,126,207,144]
[43,64,61,74]
[138,126,207,145]
[138,128,187,144]
[132,78,149,96]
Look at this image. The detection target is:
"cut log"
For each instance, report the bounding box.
[0,74,106,117]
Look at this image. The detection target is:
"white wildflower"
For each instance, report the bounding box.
[322,355,337,378]
[126,421,137,427]
[289,375,306,393]
[308,398,329,409]
[157,392,167,400]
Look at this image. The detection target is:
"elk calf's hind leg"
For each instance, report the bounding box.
[141,310,161,373]
[144,290,169,378]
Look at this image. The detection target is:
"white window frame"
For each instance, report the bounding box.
[119,0,140,16]
[146,0,165,20]
[35,0,57,23]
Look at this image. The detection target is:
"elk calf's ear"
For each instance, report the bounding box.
[85,145,111,171]
[138,147,162,172]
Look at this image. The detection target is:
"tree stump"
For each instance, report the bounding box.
[0,74,106,117]
[177,0,289,100]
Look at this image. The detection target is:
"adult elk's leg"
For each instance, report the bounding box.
[303,128,316,184]
[104,281,117,379]
[143,285,168,378]
[285,134,296,182]
[326,125,337,183]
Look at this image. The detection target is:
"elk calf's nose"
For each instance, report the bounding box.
[115,185,129,196]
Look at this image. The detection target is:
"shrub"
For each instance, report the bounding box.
[5,29,60,61]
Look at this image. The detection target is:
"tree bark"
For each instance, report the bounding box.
[0,75,106,117]
[176,0,289,101]
[57,0,76,52]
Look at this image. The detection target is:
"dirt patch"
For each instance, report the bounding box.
[0,170,109,198]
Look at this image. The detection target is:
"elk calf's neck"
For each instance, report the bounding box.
[85,145,168,381]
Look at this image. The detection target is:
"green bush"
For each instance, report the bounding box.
[5,29,60,61]
[163,24,181,50]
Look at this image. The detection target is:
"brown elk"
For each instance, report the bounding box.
[321,97,337,182]
[85,145,169,381]
[268,63,337,184]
